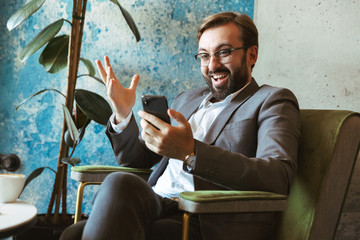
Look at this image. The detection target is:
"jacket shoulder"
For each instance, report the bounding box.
[257,84,298,102]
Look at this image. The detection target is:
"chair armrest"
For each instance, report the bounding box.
[178,190,287,214]
[71,165,153,183]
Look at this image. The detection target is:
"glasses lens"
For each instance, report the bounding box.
[195,54,207,66]
[215,49,231,65]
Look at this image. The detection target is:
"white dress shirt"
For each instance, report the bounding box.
[110,84,248,198]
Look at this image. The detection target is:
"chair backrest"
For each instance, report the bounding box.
[277,110,360,240]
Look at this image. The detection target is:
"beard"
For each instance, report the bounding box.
[203,54,249,101]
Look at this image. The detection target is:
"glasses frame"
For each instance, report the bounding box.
[194,46,249,67]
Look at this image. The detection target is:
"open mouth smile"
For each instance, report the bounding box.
[211,72,229,87]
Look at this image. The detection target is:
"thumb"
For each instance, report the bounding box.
[168,109,188,127]
[129,74,140,90]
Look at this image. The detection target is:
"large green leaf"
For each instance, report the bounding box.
[110,0,141,42]
[75,104,89,129]
[80,58,96,76]
[39,35,69,73]
[78,118,91,143]
[7,0,46,31]
[20,18,64,62]
[75,89,112,126]
[16,88,65,110]
[62,105,79,144]
[21,167,56,195]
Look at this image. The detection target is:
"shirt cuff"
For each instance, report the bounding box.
[110,112,132,133]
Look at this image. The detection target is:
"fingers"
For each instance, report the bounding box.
[139,109,194,159]
[95,56,140,114]
[168,109,188,128]
[95,56,114,85]
[139,111,163,130]
[106,66,117,85]
[104,55,111,70]
[139,118,160,150]
[95,60,107,84]
[130,74,140,90]
[140,118,157,136]
[107,66,114,79]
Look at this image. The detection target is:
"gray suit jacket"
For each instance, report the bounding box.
[106,79,301,239]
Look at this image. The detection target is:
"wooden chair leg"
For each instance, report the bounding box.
[182,212,191,240]
[74,182,100,223]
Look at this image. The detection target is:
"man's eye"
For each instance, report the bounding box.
[218,50,230,57]
[199,54,210,60]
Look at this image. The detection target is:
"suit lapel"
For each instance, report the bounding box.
[177,88,210,121]
[202,80,260,144]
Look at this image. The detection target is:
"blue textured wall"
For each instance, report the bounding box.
[0,0,254,214]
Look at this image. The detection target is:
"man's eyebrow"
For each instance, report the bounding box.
[197,43,234,53]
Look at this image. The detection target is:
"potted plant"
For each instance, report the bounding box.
[7,0,141,230]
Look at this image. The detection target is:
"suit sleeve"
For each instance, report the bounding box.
[185,88,301,195]
[105,113,162,169]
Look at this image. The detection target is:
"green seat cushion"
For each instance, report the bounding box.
[180,190,287,203]
[71,165,152,174]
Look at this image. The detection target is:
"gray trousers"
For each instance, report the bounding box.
[60,172,201,240]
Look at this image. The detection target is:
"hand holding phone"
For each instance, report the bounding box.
[140,96,195,159]
[141,95,170,126]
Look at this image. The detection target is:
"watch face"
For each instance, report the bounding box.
[185,154,195,167]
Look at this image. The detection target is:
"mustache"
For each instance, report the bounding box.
[208,68,230,76]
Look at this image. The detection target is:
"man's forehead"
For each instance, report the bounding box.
[198,43,233,52]
[198,23,242,51]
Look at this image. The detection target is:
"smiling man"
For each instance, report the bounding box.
[196,21,255,101]
[61,12,301,240]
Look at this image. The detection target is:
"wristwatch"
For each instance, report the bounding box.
[184,152,196,168]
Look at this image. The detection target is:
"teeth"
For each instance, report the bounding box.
[213,74,227,80]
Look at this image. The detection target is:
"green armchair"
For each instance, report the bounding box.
[71,109,360,240]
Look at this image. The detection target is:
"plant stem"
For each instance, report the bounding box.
[77,74,90,78]
[46,0,88,224]
[64,19,73,26]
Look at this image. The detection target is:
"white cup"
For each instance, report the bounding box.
[0,174,26,203]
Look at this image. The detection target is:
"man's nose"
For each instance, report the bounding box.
[207,55,221,70]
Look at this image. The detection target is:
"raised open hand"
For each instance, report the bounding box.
[95,56,139,123]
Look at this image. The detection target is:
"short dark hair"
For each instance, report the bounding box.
[197,12,258,49]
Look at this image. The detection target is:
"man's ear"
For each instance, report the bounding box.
[247,45,258,66]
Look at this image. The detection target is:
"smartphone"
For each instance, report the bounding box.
[141,95,170,125]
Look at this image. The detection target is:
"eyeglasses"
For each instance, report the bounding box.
[194,46,249,67]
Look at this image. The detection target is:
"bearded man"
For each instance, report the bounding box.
[61,11,301,240]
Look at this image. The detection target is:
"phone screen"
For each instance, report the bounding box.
[142,95,170,124]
